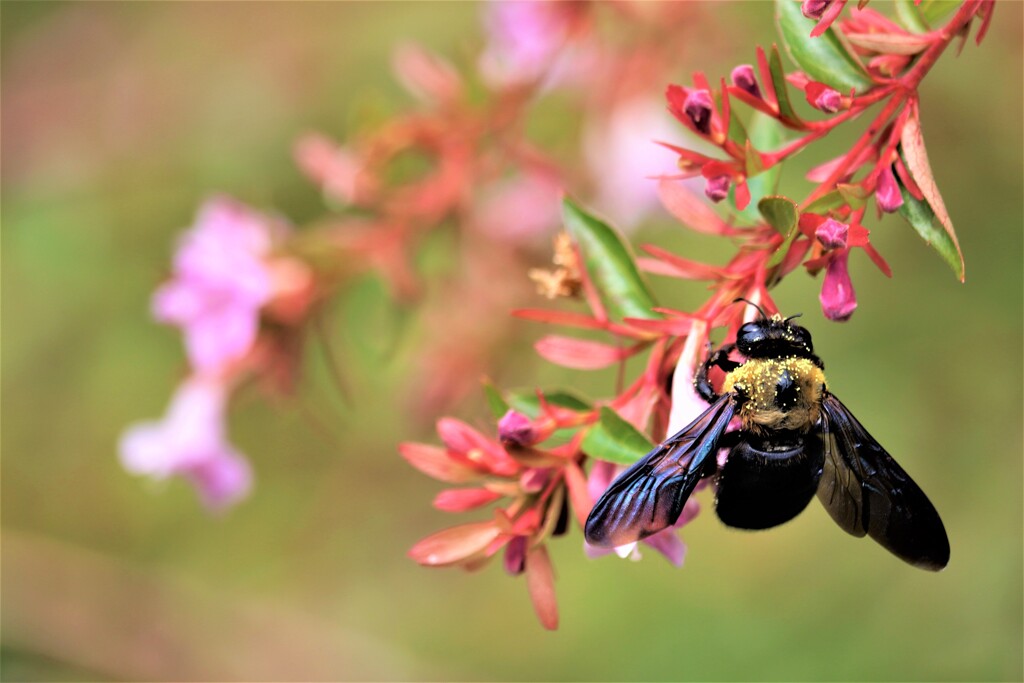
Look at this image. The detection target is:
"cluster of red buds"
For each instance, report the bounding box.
[405,0,990,629]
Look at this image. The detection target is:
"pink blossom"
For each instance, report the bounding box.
[473,173,561,242]
[704,174,731,203]
[730,64,761,99]
[801,0,832,20]
[875,164,904,213]
[152,197,275,375]
[682,89,714,135]
[119,376,252,509]
[820,248,858,321]
[478,0,580,88]
[815,217,849,249]
[583,97,680,230]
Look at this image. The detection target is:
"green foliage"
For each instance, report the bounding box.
[561,197,659,320]
[776,0,873,93]
[581,407,655,465]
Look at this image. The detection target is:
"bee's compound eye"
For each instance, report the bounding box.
[736,322,765,353]
[795,327,813,350]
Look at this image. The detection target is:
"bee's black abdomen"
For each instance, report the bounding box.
[715,435,824,530]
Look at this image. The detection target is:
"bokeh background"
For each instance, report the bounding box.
[2,2,1021,681]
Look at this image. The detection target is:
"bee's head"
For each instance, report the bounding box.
[734,300,814,359]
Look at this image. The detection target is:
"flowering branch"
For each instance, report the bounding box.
[404,0,991,629]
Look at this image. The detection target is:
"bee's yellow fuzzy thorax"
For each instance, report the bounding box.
[722,357,827,433]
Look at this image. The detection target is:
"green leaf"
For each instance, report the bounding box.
[803,189,846,213]
[739,112,784,222]
[483,380,510,419]
[581,407,655,465]
[897,182,966,281]
[776,0,873,94]
[899,114,963,281]
[894,0,930,32]
[507,390,592,419]
[759,195,798,235]
[759,195,800,269]
[768,45,802,122]
[562,197,658,320]
[837,183,869,210]
[919,0,959,24]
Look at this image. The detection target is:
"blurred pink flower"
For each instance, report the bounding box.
[119,376,252,509]
[478,0,584,88]
[153,197,275,375]
[474,173,562,242]
[583,97,679,230]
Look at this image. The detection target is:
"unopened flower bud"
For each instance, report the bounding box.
[498,410,535,447]
[683,89,713,135]
[813,87,843,113]
[730,64,761,99]
[801,0,832,20]
[875,165,904,213]
[704,175,731,203]
[504,536,527,575]
[820,249,857,321]
[815,218,849,249]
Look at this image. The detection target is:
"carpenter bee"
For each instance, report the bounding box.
[584,302,950,570]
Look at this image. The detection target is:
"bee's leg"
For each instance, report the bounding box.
[695,344,739,403]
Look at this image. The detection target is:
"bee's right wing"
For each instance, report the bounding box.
[584,393,734,548]
[817,393,950,570]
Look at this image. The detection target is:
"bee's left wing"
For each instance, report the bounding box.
[585,394,734,548]
[817,393,950,571]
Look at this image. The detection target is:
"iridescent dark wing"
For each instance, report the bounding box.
[817,393,950,570]
[585,394,734,548]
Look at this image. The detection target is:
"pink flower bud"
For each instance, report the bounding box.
[820,249,857,322]
[815,218,849,249]
[498,409,536,447]
[875,165,904,213]
[704,175,731,203]
[730,64,761,99]
[801,0,833,20]
[504,535,527,575]
[813,87,843,113]
[683,89,713,135]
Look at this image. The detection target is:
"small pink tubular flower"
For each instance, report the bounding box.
[704,175,731,203]
[119,376,252,509]
[801,0,833,20]
[153,198,274,375]
[875,164,904,213]
[583,97,680,231]
[730,64,761,99]
[815,218,849,250]
[820,248,858,321]
[478,0,578,87]
[810,85,843,113]
[682,89,714,135]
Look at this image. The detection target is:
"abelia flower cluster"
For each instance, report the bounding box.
[406,0,987,629]
[120,197,316,508]
[661,0,988,319]
[121,0,987,630]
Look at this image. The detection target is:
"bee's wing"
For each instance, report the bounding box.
[584,394,734,548]
[817,393,950,570]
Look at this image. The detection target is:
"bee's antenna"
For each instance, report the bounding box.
[785,313,803,322]
[733,297,768,319]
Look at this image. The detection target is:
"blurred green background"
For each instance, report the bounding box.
[2,2,1021,681]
